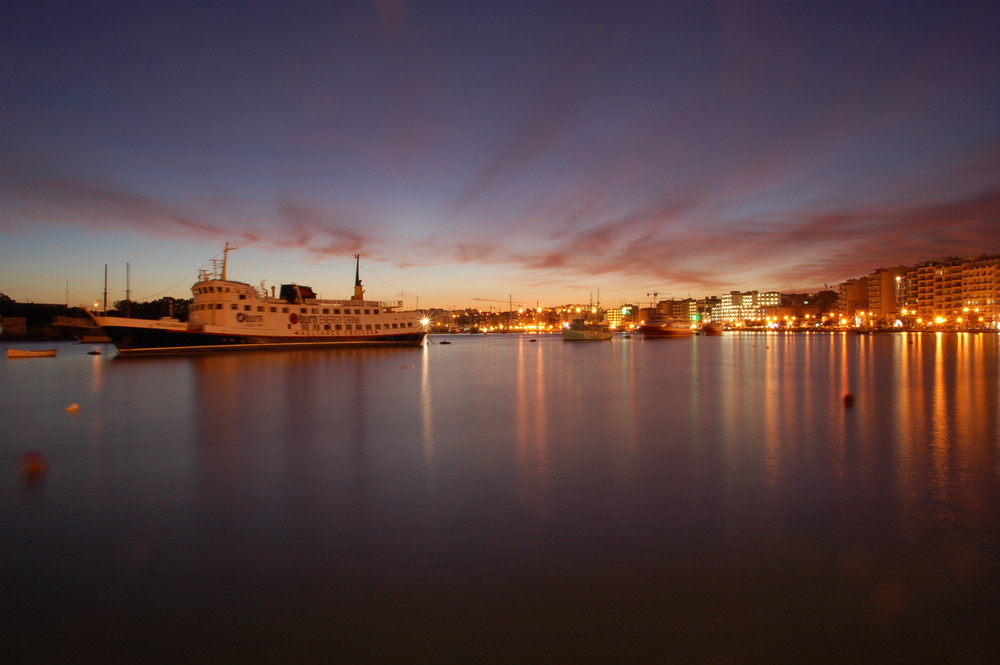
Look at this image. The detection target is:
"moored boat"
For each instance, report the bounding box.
[562,318,613,341]
[91,245,427,356]
[700,324,723,335]
[6,349,58,358]
[639,316,695,338]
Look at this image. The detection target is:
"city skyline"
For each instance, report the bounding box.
[3,1,999,308]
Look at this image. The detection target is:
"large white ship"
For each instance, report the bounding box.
[92,245,427,355]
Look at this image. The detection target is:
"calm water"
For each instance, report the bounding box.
[3,333,1000,664]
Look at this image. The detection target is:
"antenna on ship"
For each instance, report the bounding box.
[352,254,365,301]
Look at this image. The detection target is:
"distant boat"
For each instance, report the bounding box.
[90,245,426,356]
[700,324,723,335]
[7,349,57,358]
[562,318,613,341]
[639,316,695,338]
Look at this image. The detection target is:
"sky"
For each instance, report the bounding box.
[2,0,999,310]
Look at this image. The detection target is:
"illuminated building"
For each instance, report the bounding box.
[837,278,869,317]
[715,291,780,323]
[867,266,907,322]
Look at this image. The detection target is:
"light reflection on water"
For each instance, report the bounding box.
[3,333,1000,663]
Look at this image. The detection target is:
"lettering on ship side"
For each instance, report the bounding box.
[296,315,362,325]
[236,313,264,324]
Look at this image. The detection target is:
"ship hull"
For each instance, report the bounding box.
[639,324,695,338]
[96,319,424,356]
[562,329,613,341]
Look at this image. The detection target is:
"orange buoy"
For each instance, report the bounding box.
[21,451,49,473]
[65,403,80,413]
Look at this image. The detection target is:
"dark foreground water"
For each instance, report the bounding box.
[3,332,1000,664]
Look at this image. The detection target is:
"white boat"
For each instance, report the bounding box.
[562,318,613,341]
[7,349,58,358]
[91,245,426,356]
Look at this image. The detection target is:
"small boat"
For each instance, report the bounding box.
[562,318,613,341]
[7,349,58,358]
[700,324,723,335]
[639,316,695,338]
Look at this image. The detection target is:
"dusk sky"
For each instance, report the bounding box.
[3,0,999,309]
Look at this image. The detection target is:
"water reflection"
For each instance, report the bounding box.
[514,336,551,519]
[4,335,1000,663]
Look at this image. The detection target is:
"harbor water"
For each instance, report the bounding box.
[3,333,1000,663]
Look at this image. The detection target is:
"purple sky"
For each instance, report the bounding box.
[2,0,999,309]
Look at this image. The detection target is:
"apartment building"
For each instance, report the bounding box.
[714,290,780,322]
[867,266,907,321]
[837,277,869,317]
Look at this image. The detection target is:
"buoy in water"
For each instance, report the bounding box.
[65,403,80,413]
[21,451,49,473]
[843,393,855,407]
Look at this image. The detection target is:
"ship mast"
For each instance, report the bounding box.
[221,242,238,281]
[351,254,365,301]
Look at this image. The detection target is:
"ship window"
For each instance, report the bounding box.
[362,324,370,330]
[270,307,276,313]
[300,308,307,314]
[216,304,223,310]
[322,309,329,315]
[392,323,398,329]
[334,309,341,315]
[364,309,370,315]
[282,307,289,313]
[324,324,330,330]
[257,307,264,312]
[375,324,381,330]
[374,309,379,314]
[356,325,363,330]
[244,305,251,311]
[335,325,342,330]
[239,294,246,300]
[231,304,238,310]
[355,309,361,315]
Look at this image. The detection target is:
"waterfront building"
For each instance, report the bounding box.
[655,298,698,322]
[838,278,869,320]
[697,296,722,324]
[868,266,907,322]
[962,257,1000,324]
[605,304,638,329]
[0,316,27,338]
[715,291,779,324]
[902,257,976,321]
